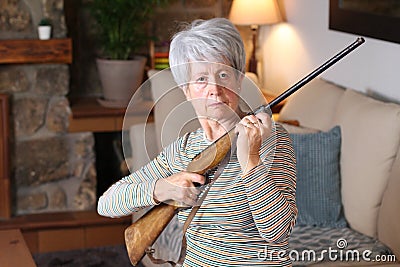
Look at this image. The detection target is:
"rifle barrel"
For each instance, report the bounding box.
[254,37,365,114]
[191,37,365,171]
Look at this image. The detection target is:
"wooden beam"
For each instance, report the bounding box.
[0,38,72,64]
[0,94,11,219]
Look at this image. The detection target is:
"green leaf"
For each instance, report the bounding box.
[87,0,171,60]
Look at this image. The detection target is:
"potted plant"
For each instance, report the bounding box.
[88,0,170,108]
[38,18,52,40]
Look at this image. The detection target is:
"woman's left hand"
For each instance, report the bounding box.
[235,112,272,174]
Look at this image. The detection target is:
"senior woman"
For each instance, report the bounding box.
[98,18,297,266]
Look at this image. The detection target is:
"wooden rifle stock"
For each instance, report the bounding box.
[124,37,365,266]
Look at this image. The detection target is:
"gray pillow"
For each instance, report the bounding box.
[290,126,347,227]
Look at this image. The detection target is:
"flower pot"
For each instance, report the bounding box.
[96,56,147,108]
[38,26,52,40]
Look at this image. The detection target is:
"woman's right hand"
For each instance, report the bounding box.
[153,172,205,207]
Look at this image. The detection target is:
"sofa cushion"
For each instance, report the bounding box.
[333,89,400,237]
[279,78,345,131]
[290,126,347,227]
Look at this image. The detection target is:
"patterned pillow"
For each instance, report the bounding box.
[290,125,347,227]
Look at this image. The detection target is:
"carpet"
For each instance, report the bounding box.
[33,244,145,267]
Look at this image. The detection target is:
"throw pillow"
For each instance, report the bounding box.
[290,125,347,227]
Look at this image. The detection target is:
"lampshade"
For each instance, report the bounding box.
[229,0,282,26]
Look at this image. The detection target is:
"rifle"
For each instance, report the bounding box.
[124,37,365,266]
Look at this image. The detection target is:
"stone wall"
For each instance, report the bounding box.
[0,0,96,215]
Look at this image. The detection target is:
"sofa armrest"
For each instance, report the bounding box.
[378,143,400,259]
[129,122,159,172]
[129,122,159,224]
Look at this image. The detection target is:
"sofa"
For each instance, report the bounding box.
[274,78,400,266]
[127,70,400,266]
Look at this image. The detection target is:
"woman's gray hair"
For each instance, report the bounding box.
[169,18,246,88]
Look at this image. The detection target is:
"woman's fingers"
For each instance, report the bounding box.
[189,172,206,185]
[174,181,203,207]
[154,172,205,207]
[238,115,258,128]
[255,112,272,139]
[235,113,273,173]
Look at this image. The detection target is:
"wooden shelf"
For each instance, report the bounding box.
[68,97,153,132]
[0,210,132,254]
[69,97,127,118]
[0,210,130,231]
[0,38,72,64]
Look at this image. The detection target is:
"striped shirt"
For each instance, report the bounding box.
[98,123,297,266]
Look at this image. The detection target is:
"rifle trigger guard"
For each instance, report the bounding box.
[204,170,212,184]
[145,247,155,255]
[204,166,218,184]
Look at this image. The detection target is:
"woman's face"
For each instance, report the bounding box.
[184,62,242,122]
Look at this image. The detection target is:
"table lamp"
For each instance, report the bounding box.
[229,0,282,75]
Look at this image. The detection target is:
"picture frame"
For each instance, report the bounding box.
[329,0,400,44]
